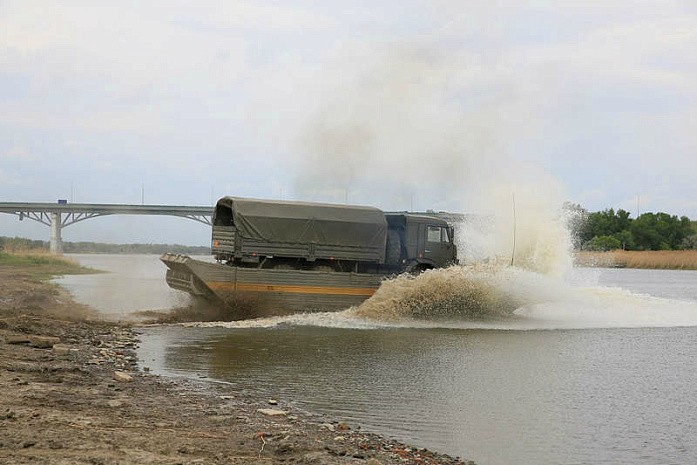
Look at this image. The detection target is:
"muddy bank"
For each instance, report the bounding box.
[0,261,473,464]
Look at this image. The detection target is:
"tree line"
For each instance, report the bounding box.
[566,205,697,251]
[0,236,210,255]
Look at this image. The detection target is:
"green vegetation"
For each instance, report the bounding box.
[0,236,210,255]
[566,204,697,251]
[0,249,96,282]
[584,235,621,252]
[0,251,76,266]
[60,241,210,254]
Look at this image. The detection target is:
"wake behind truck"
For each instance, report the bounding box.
[161,197,458,317]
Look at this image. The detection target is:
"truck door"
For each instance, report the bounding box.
[424,224,455,267]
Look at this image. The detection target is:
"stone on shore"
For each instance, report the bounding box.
[29,336,61,348]
[257,408,288,417]
[52,344,72,356]
[113,371,133,382]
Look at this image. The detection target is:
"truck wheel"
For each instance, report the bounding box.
[406,263,432,275]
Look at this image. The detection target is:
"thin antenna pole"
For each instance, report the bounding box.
[511,192,517,267]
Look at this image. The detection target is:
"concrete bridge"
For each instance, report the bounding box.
[0,201,212,254]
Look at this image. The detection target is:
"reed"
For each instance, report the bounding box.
[574,250,697,270]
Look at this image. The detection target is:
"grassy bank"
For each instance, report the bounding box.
[1,236,210,255]
[0,249,95,280]
[575,250,697,270]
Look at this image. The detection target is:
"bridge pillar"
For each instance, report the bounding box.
[50,212,63,254]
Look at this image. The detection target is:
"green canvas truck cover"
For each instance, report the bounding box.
[214,197,387,252]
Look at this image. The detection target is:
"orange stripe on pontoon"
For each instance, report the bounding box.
[207,282,376,296]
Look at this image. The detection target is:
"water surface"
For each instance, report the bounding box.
[54,253,200,317]
[58,255,697,464]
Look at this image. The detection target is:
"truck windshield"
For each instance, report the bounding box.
[441,227,450,243]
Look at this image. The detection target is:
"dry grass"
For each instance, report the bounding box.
[0,248,95,281]
[574,250,697,270]
[0,247,79,266]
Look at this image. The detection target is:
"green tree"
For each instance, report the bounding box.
[613,230,634,250]
[585,235,622,251]
[578,208,634,249]
[629,212,691,250]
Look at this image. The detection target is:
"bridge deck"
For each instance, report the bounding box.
[0,202,213,253]
[0,202,212,216]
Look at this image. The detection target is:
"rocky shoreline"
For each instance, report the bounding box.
[0,262,474,464]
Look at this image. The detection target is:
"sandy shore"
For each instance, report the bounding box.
[0,261,473,464]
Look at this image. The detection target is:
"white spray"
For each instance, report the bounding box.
[280,43,697,327]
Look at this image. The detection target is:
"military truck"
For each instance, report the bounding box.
[161,197,458,317]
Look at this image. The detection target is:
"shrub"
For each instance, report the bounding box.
[584,235,622,251]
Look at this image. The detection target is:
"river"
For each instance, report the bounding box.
[56,254,697,464]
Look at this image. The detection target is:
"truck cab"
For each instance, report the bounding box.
[385,213,457,272]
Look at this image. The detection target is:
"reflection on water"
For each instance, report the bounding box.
[138,324,697,465]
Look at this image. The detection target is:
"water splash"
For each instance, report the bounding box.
[351,264,536,321]
[454,182,574,278]
[186,311,384,330]
[349,181,579,323]
[349,263,697,329]
[188,260,697,331]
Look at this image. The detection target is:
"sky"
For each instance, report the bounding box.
[1,1,696,246]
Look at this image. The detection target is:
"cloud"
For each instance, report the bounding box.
[2,0,697,236]
[278,2,697,218]
[0,146,32,159]
[576,189,608,208]
[0,167,34,189]
[0,2,251,134]
[286,37,563,210]
[162,1,337,31]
